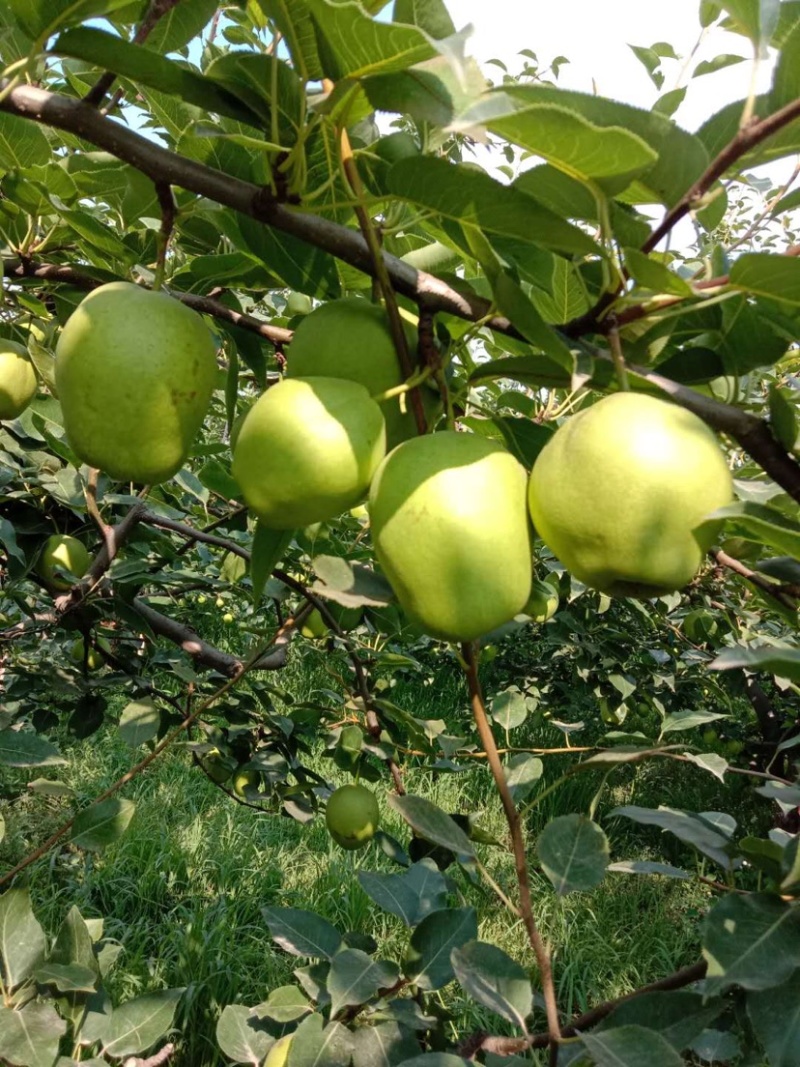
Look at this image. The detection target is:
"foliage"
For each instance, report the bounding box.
[0,0,800,1064]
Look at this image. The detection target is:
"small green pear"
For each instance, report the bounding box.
[38,534,90,591]
[0,339,37,420]
[523,579,559,623]
[325,783,379,850]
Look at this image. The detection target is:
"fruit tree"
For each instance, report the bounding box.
[1,1,800,1065]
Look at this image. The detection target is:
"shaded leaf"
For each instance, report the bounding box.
[450,941,532,1027]
[388,795,474,857]
[702,893,800,994]
[262,907,343,960]
[70,798,136,852]
[537,814,609,895]
[357,859,448,927]
[404,908,478,990]
[0,888,47,990]
[327,949,400,1017]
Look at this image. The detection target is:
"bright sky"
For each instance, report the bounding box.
[450,0,773,133]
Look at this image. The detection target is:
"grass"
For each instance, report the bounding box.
[0,630,771,1066]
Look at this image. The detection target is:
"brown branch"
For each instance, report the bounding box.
[644,97,800,254]
[131,596,298,675]
[2,258,293,347]
[712,548,800,609]
[0,84,502,332]
[153,181,177,289]
[141,511,251,560]
[461,642,561,1056]
[123,1042,176,1067]
[462,960,708,1057]
[84,0,182,108]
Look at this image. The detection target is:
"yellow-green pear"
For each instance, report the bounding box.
[523,579,559,622]
[286,298,441,448]
[38,534,90,591]
[55,282,217,484]
[369,432,532,642]
[0,339,37,420]
[325,783,379,850]
[233,769,260,799]
[528,393,733,598]
[232,377,385,529]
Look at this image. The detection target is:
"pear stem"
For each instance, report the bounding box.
[461,641,562,1056]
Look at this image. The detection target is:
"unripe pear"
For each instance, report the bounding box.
[0,339,37,420]
[233,377,385,529]
[38,534,90,591]
[523,579,559,623]
[528,393,733,598]
[233,769,260,798]
[55,282,218,484]
[325,783,379,850]
[369,432,532,642]
[286,298,441,448]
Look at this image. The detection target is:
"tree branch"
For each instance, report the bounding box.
[132,596,295,675]
[461,960,708,1057]
[2,258,293,347]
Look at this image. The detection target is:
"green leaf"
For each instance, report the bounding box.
[144,0,218,52]
[611,805,736,869]
[748,970,800,1067]
[49,905,98,975]
[712,0,780,47]
[70,798,136,852]
[103,988,184,1058]
[35,961,98,992]
[537,814,610,895]
[215,1004,273,1066]
[503,753,543,803]
[693,53,746,77]
[327,949,400,1017]
[703,893,800,994]
[729,252,800,305]
[262,907,343,960]
[582,1025,684,1066]
[51,28,266,130]
[489,688,529,730]
[450,941,532,1027]
[203,53,305,145]
[607,860,690,879]
[711,643,800,682]
[255,0,323,83]
[0,730,67,768]
[386,157,598,257]
[358,859,448,927]
[351,1023,420,1067]
[698,93,800,170]
[8,0,132,38]
[597,990,723,1050]
[660,709,727,735]
[0,516,24,565]
[0,113,51,170]
[252,523,294,602]
[710,500,800,558]
[118,697,160,748]
[623,249,694,296]
[769,385,800,453]
[251,985,312,1024]
[0,888,47,990]
[491,274,574,369]
[404,908,478,990]
[388,795,474,857]
[308,0,435,80]
[0,1002,67,1067]
[394,0,454,37]
[289,1013,352,1067]
[312,555,394,608]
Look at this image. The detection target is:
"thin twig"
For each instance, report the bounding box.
[461,642,562,1056]
[713,547,800,609]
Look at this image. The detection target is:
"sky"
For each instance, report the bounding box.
[449,0,773,133]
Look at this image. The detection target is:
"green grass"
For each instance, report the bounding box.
[0,636,768,1066]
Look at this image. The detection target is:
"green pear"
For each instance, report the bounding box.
[286,297,441,448]
[528,393,733,598]
[369,431,532,642]
[232,377,385,529]
[523,579,559,622]
[325,783,379,850]
[55,282,217,484]
[233,769,260,799]
[38,534,90,591]
[0,339,37,420]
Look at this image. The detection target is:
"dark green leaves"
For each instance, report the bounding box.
[729,253,800,305]
[0,888,47,991]
[537,814,610,895]
[262,907,343,960]
[451,941,531,1027]
[70,798,136,852]
[388,795,474,858]
[703,894,800,994]
[0,729,66,768]
[358,860,448,927]
[404,908,477,990]
[327,950,399,1016]
[102,988,184,1058]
